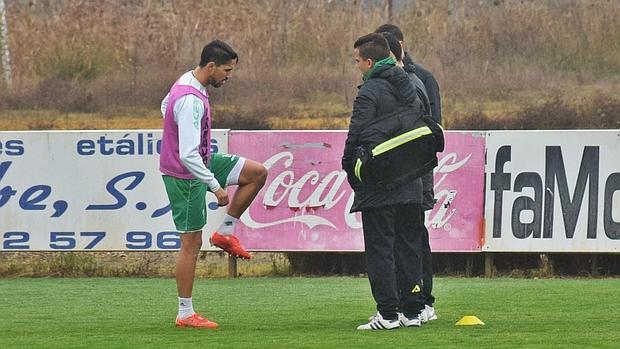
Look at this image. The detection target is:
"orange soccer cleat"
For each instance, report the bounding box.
[175,313,219,329]
[209,232,252,259]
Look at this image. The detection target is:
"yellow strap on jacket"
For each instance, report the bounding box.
[354,124,443,182]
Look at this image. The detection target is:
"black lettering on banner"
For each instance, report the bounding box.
[604,173,620,240]
[511,172,542,239]
[543,146,599,239]
[491,145,511,238]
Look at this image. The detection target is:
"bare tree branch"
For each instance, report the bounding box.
[0,0,11,89]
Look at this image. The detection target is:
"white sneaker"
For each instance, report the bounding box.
[398,312,422,327]
[420,305,437,323]
[357,312,400,330]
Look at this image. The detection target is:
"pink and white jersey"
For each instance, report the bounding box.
[159,71,220,191]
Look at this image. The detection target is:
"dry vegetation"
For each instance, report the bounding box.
[0,0,618,130]
[0,1,619,277]
[0,251,291,278]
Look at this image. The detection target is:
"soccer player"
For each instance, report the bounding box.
[160,40,268,329]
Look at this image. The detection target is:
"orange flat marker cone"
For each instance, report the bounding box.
[456,316,485,326]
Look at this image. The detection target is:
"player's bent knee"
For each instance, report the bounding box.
[257,165,268,185]
[241,160,268,185]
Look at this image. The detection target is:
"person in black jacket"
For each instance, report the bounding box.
[376,24,441,322]
[343,33,426,330]
[375,24,441,123]
[378,32,431,120]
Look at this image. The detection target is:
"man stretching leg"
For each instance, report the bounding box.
[160,40,267,329]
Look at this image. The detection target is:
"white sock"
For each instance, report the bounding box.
[217,214,238,236]
[178,297,195,319]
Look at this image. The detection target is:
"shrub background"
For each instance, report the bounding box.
[0,0,618,129]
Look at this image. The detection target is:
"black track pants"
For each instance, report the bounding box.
[362,203,425,319]
[421,210,435,306]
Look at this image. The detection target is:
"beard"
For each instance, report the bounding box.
[209,76,227,88]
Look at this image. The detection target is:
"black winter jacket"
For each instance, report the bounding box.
[403,53,441,124]
[403,53,442,210]
[342,64,424,212]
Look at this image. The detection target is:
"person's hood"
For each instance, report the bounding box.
[403,52,417,74]
[372,65,418,106]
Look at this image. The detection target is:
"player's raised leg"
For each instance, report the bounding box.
[228,159,268,217]
[210,159,267,259]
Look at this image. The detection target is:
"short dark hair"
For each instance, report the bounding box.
[353,33,390,62]
[375,24,404,41]
[379,32,402,62]
[199,40,238,67]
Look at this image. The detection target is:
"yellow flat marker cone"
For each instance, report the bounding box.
[456,316,485,326]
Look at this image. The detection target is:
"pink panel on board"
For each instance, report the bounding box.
[228,131,484,252]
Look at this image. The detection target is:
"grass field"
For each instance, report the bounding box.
[1,277,619,349]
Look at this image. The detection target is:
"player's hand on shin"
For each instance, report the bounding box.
[214,188,229,207]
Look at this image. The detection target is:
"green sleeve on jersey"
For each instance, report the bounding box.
[192,99,201,130]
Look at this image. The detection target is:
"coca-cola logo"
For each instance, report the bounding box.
[241,151,358,229]
[241,150,474,232]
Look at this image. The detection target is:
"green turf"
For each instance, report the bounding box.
[0,277,618,349]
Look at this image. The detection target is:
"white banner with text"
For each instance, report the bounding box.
[484,130,620,252]
[0,130,228,251]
